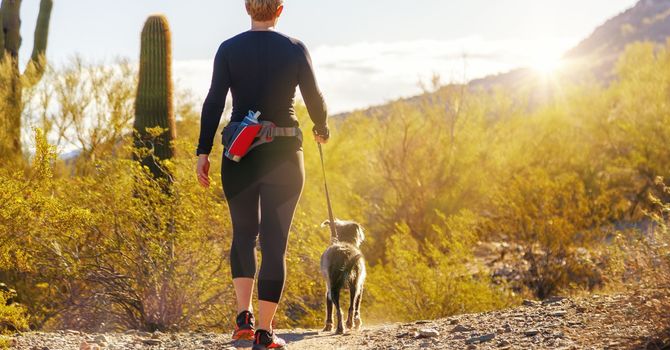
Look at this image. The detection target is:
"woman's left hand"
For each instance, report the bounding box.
[196,155,211,188]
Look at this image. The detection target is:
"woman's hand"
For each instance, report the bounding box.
[315,135,329,144]
[313,124,330,144]
[196,154,211,188]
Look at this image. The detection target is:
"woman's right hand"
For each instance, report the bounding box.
[196,154,211,188]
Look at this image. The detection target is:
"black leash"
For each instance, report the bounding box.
[317,142,338,242]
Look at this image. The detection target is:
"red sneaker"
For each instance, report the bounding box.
[252,329,287,349]
[232,310,255,341]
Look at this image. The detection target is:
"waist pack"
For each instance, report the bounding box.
[222,111,303,162]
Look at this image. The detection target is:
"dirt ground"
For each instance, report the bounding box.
[9,289,670,350]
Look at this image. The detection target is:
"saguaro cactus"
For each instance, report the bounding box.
[133,15,176,180]
[0,0,53,160]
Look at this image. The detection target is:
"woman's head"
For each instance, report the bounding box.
[245,0,284,22]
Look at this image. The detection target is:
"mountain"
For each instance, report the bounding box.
[335,0,670,118]
[472,0,670,89]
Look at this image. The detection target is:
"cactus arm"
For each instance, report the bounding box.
[0,9,5,56]
[23,0,52,85]
[1,0,21,58]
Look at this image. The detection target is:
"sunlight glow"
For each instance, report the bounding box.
[530,53,564,75]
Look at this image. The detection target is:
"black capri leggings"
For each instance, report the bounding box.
[222,137,305,303]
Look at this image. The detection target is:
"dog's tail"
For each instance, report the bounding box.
[329,253,363,298]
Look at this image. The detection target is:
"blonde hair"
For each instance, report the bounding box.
[245,0,284,21]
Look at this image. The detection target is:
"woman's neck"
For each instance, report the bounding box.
[250,20,277,31]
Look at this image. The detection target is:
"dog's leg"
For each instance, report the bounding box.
[322,289,334,332]
[332,287,344,334]
[346,281,356,330]
[353,286,363,330]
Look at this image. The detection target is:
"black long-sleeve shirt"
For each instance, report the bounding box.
[197,30,328,155]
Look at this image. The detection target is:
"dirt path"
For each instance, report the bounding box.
[9,290,669,350]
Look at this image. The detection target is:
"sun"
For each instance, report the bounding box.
[530,54,564,75]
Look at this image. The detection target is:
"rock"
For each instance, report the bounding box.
[467,344,477,350]
[93,335,107,343]
[417,328,440,338]
[451,324,475,332]
[542,296,566,305]
[466,333,496,344]
[65,330,81,336]
[202,338,213,345]
[79,342,100,350]
[549,310,567,317]
[524,329,540,336]
[449,318,459,325]
[141,339,161,346]
[123,330,138,335]
[415,320,431,324]
[497,339,511,348]
[151,332,161,339]
[523,299,539,307]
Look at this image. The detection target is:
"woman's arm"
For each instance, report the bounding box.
[197,43,231,156]
[296,41,329,136]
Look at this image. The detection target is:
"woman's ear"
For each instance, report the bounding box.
[276,4,284,18]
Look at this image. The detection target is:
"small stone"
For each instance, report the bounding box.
[79,342,100,350]
[452,324,475,332]
[142,339,161,346]
[93,335,107,343]
[466,333,496,344]
[202,339,213,345]
[124,330,138,335]
[497,340,511,348]
[415,320,431,324]
[151,332,161,339]
[524,329,540,336]
[549,310,567,317]
[449,318,459,325]
[417,328,440,338]
[522,299,539,307]
[542,296,566,305]
[467,344,477,350]
[66,330,81,336]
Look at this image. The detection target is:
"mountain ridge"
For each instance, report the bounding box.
[334,0,670,118]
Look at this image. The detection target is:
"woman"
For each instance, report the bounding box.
[195,0,329,349]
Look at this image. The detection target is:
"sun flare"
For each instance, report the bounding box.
[530,54,564,75]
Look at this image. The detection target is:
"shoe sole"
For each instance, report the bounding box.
[232,329,255,341]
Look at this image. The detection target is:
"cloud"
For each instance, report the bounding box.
[174,36,576,114]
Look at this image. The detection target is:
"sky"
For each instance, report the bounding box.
[18,0,639,113]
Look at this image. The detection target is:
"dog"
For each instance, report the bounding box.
[319,219,366,334]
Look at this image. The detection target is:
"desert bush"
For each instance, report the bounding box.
[0,290,29,333]
[365,211,513,322]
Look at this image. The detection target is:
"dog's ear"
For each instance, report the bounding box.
[353,222,365,242]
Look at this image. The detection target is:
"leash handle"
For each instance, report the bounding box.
[318,142,338,241]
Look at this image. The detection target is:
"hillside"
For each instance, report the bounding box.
[335,0,670,118]
[9,290,669,349]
